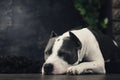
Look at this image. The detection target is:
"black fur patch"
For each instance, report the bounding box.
[44,37,58,58]
[88,28,120,61]
[58,37,81,64]
[88,28,120,73]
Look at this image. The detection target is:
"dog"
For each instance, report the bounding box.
[42,27,120,75]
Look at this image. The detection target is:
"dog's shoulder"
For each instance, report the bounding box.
[88,27,120,61]
[71,27,120,61]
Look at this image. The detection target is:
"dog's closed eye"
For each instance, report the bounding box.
[45,52,51,56]
[58,52,69,59]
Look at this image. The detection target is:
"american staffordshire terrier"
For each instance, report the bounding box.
[42,28,120,75]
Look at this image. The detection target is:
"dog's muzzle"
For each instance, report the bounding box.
[43,63,54,75]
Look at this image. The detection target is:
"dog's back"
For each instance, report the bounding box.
[88,28,120,73]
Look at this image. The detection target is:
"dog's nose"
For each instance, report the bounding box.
[44,63,53,74]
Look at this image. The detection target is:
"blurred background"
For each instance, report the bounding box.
[0,0,119,73]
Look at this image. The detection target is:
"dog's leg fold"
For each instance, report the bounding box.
[67,61,106,75]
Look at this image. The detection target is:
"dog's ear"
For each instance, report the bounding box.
[50,31,57,38]
[69,32,81,49]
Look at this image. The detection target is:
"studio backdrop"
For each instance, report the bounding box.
[0,0,111,73]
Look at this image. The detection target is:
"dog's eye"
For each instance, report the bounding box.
[58,52,68,58]
[45,52,50,55]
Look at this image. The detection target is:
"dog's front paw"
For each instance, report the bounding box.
[67,66,84,75]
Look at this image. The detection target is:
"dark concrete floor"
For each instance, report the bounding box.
[0,74,120,80]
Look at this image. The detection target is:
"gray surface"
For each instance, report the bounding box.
[0,74,120,80]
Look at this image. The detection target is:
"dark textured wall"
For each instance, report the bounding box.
[0,0,114,73]
[0,0,85,61]
[112,0,120,46]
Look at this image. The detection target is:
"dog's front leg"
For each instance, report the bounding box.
[67,61,106,75]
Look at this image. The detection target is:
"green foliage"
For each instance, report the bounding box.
[74,0,108,29]
[101,18,108,29]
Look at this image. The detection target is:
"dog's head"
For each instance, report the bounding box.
[42,31,82,75]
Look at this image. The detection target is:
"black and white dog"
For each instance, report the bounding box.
[42,28,120,75]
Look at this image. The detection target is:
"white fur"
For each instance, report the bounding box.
[113,40,118,47]
[42,34,71,74]
[67,28,105,74]
[42,28,106,75]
